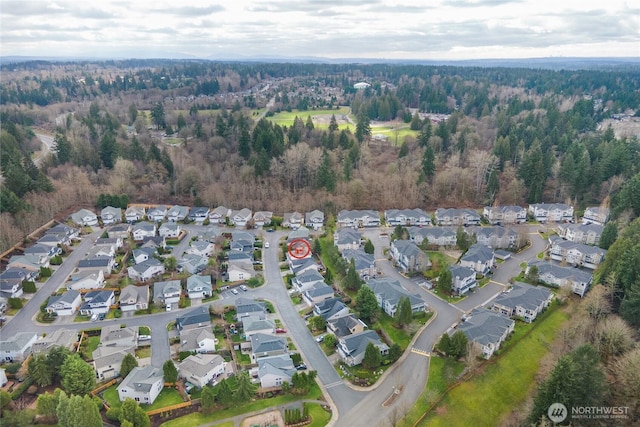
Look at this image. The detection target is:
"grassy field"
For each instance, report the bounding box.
[161,384,323,427]
[266,107,351,127]
[142,388,184,411]
[308,403,332,426]
[370,124,419,145]
[414,303,568,427]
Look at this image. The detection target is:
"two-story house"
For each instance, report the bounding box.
[178,354,226,388]
[409,226,457,246]
[153,280,182,306]
[186,275,213,299]
[527,260,593,297]
[230,208,252,227]
[482,205,527,225]
[334,228,362,252]
[127,258,165,281]
[336,210,381,228]
[188,207,210,223]
[46,290,82,316]
[119,284,150,312]
[341,249,377,278]
[70,208,99,227]
[337,330,389,367]
[384,208,431,226]
[458,308,515,359]
[389,240,431,273]
[209,206,231,224]
[159,222,182,239]
[80,290,116,315]
[0,332,37,362]
[305,210,325,231]
[118,366,164,404]
[459,244,495,275]
[528,203,574,223]
[250,333,288,362]
[491,282,553,323]
[167,205,190,222]
[466,226,520,249]
[282,212,304,229]
[365,278,425,317]
[434,208,481,226]
[557,223,603,245]
[550,239,607,269]
[147,205,168,222]
[582,206,610,226]
[449,265,477,295]
[132,222,157,241]
[125,206,146,223]
[100,206,123,225]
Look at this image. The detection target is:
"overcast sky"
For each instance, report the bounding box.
[1,0,638,60]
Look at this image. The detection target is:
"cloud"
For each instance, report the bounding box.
[152,5,225,16]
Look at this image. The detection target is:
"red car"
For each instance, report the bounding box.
[275,328,287,334]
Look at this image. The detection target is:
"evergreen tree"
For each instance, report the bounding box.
[150,102,165,129]
[120,353,138,378]
[410,112,422,130]
[317,151,336,192]
[305,115,314,132]
[37,390,60,420]
[329,114,339,132]
[363,342,382,369]
[599,222,617,250]
[99,133,118,169]
[60,354,95,396]
[438,268,453,294]
[342,258,362,291]
[394,296,413,328]
[363,239,375,254]
[120,398,150,427]
[398,141,409,158]
[486,168,499,203]
[201,386,216,413]
[56,390,70,427]
[163,360,178,383]
[450,331,469,358]
[313,238,322,256]
[418,122,432,147]
[388,343,402,362]
[233,371,257,402]
[54,132,73,164]
[29,353,53,387]
[519,139,547,203]
[436,333,452,355]
[355,285,379,324]
[355,112,371,144]
[239,127,251,160]
[421,145,436,180]
[47,346,70,383]
[215,379,233,406]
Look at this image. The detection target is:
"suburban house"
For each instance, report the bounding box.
[389,240,431,273]
[341,249,377,278]
[227,260,256,282]
[0,279,23,299]
[186,275,213,299]
[235,298,267,320]
[100,324,138,348]
[242,315,275,338]
[147,205,168,222]
[208,206,229,224]
[0,267,37,283]
[119,285,149,312]
[449,265,477,295]
[313,297,350,322]
[302,282,335,306]
[230,208,252,227]
[70,208,99,227]
[289,257,318,276]
[466,226,521,249]
[197,226,223,243]
[231,231,255,251]
[132,222,157,241]
[334,228,362,252]
[108,223,131,239]
[31,329,78,355]
[327,314,367,338]
[255,354,296,389]
[293,269,326,293]
[337,330,389,367]
[176,306,211,332]
[79,290,116,315]
[557,223,603,245]
[178,354,226,388]
[47,223,80,241]
[153,280,182,306]
[179,328,217,354]
[250,333,288,362]
[46,290,82,316]
[100,206,122,225]
[582,206,610,226]
[158,222,182,239]
[95,237,123,250]
[117,366,164,404]
[125,206,146,223]
[253,211,273,228]
[491,282,554,323]
[0,332,37,362]
[24,243,62,258]
[8,254,49,271]
[434,208,481,226]
[127,259,165,281]
[92,344,135,381]
[458,308,515,359]
[384,208,431,226]
[167,205,189,222]
[86,244,116,259]
[186,240,214,257]
[336,209,381,228]
[228,252,253,264]
[409,226,457,246]
[188,207,210,223]
[67,271,105,291]
[365,278,426,317]
[549,239,607,269]
[76,257,114,275]
[179,254,208,275]
[287,227,310,245]
[282,212,304,229]
[132,247,156,264]
[37,233,71,248]
[528,203,574,223]
[141,236,166,250]
[459,244,495,275]
[482,205,527,225]
[527,261,593,297]
[305,210,325,231]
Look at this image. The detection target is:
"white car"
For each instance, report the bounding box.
[264,242,270,248]
[166,304,172,312]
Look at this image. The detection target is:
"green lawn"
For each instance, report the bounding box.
[266,107,351,127]
[139,326,151,335]
[414,303,569,427]
[135,346,152,359]
[82,336,100,354]
[369,125,419,145]
[161,384,323,427]
[308,403,332,427]
[141,388,183,411]
[102,385,120,408]
[372,312,412,350]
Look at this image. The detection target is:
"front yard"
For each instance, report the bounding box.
[103,385,183,411]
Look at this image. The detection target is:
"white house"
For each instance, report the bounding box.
[528,203,574,223]
[125,206,146,223]
[127,259,165,282]
[0,332,37,362]
[186,275,213,299]
[491,282,554,323]
[231,208,252,227]
[458,308,515,359]
[384,208,431,226]
[46,290,82,316]
[253,211,273,228]
[147,205,168,222]
[178,354,226,388]
[482,205,527,225]
[186,241,214,257]
[79,290,116,316]
[118,366,164,404]
[242,315,275,338]
[132,222,157,241]
[209,206,230,224]
[337,330,388,367]
[334,228,362,252]
[228,260,255,282]
[153,280,182,305]
[459,244,495,275]
[365,278,425,317]
[305,210,325,231]
[179,328,217,354]
[255,354,296,389]
[101,206,122,225]
[159,222,182,239]
[283,212,304,229]
[449,265,477,295]
[119,285,150,312]
[70,208,99,227]
[582,207,610,226]
[336,210,380,228]
[67,270,105,291]
[167,205,189,222]
[434,208,481,226]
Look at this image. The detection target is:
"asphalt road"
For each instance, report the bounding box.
[35,134,55,167]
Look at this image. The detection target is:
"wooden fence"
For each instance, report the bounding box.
[146,400,194,416]
[90,378,118,397]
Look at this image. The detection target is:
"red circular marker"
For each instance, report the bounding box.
[288,239,312,259]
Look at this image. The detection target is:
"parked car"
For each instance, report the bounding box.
[166,304,172,312]
[295,363,307,371]
[264,242,270,248]
[90,313,99,322]
[275,328,287,333]
[231,289,239,295]
[98,313,106,321]
[240,285,248,291]
[316,334,325,343]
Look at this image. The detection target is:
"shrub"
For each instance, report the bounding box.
[22,281,37,293]
[113,309,122,318]
[49,255,63,265]
[106,407,121,421]
[4,363,22,375]
[8,298,23,309]
[11,377,35,400]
